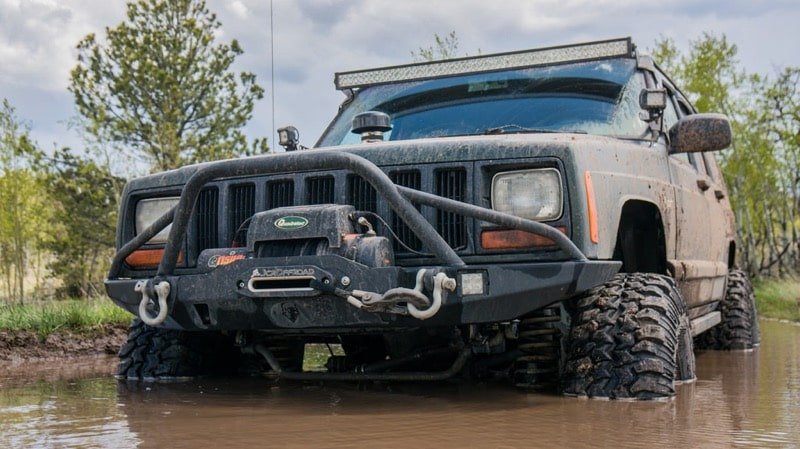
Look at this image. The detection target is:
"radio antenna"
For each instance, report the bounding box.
[270,0,276,150]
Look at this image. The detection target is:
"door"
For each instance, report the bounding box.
[666,91,729,310]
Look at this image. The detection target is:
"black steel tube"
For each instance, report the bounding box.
[254,344,470,382]
[108,205,177,278]
[397,186,587,261]
[157,151,465,277]
[472,349,524,371]
[359,346,454,373]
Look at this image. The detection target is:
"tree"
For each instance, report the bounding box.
[411,31,462,62]
[652,34,800,276]
[0,100,49,303]
[69,0,267,172]
[40,148,124,298]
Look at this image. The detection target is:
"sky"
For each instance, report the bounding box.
[1,0,798,164]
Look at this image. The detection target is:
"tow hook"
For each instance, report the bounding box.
[343,269,456,320]
[135,280,171,326]
[408,271,456,320]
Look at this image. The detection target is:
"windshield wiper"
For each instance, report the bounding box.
[483,124,587,135]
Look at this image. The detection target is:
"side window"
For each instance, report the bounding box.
[662,92,679,129]
[702,153,720,181]
[688,153,707,175]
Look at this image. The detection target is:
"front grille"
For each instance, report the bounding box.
[306,176,335,204]
[435,168,467,249]
[186,164,473,262]
[229,184,255,245]
[390,170,422,252]
[347,175,377,213]
[267,179,294,209]
[195,188,219,252]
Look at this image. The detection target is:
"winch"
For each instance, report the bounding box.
[246,204,394,268]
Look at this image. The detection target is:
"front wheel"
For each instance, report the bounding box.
[117,319,236,380]
[562,273,695,400]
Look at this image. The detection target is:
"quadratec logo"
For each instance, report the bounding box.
[274,216,309,230]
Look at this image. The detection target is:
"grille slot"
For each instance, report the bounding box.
[195,187,219,252]
[347,175,377,213]
[229,184,255,245]
[435,168,467,250]
[390,170,422,252]
[306,176,335,205]
[267,179,294,209]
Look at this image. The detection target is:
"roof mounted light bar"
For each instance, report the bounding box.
[334,37,634,90]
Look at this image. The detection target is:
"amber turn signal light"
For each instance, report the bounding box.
[125,248,183,269]
[481,227,567,250]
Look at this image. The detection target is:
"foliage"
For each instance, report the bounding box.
[303,344,344,372]
[0,100,50,304]
[1,100,122,301]
[69,0,267,172]
[0,299,130,338]
[653,34,800,277]
[40,148,124,298]
[411,31,462,62]
[753,278,800,322]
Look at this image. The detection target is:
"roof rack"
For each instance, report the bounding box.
[334,37,634,90]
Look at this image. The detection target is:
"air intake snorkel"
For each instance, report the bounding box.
[352,111,392,143]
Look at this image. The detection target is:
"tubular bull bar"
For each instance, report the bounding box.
[106,150,620,329]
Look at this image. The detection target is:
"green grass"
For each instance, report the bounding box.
[303,344,344,372]
[754,278,800,322]
[0,299,130,338]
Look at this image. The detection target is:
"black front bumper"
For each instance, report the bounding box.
[106,150,619,333]
[106,255,620,332]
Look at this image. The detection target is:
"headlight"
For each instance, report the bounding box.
[491,169,563,221]
[135,197,180,244]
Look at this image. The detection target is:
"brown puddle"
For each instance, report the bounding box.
[1,319,798,449]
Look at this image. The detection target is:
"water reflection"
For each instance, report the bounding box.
[1,320,798,449]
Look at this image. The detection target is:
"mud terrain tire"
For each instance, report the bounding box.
[562,273,695,400]
[117,319,231,380]
[696,269,760,350]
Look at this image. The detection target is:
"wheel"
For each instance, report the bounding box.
[562,273,695,400]
[696,269,760,350]
[117,319,234,380]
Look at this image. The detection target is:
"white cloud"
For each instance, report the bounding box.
[0,0,125,91]
[1,0,798,152]
[227,0,248,19]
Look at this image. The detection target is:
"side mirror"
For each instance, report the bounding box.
[668,113,732,153]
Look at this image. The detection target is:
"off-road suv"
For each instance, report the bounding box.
[106,38,759,399]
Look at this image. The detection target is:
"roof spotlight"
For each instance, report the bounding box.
[277,126,301,152]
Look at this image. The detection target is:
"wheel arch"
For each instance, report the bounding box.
[611,199,668,274]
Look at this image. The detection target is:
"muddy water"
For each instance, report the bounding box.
[1,320,798,449]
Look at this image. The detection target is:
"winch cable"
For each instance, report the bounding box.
[326,269,455,320]
[353,212,433,257]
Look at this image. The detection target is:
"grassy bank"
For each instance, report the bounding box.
[754,278,800,322]
[0,299,130,338]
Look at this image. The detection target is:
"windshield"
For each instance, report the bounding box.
[317,58,648,146]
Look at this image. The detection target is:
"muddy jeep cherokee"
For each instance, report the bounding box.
[106,38,759,399]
